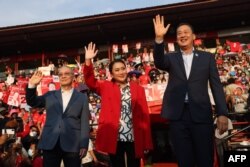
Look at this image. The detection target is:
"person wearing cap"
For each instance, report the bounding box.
[153,15,228,167]
[26,66,90,167]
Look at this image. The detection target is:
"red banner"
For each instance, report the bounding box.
[112,44,118,53]
[17,78,29,108]
[7,86,20,107]
[143,83,167,114]
[122,44,128,53]
[38,76,60,95]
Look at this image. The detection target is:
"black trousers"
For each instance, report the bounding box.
[82,162,93,167]
[169,104,214,167]
[109,141,140,167]
[43,139,81,167]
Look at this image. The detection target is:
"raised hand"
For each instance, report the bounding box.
[85,42,98,60]
[153,15,171,42]
[29,71,43,86]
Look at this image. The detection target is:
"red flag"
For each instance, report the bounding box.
[194,39,202,46]
[227,40,241,52]
[230,42,241,52]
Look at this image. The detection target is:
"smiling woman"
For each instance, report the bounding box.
[83,42,153,167]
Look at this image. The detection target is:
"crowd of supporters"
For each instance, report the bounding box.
[0,39,250,166]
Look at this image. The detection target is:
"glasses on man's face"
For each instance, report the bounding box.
[58,72,72,77]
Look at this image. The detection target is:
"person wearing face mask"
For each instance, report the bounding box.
[28,142,43,167]
[21,125,40,152]
[83,42,153,167]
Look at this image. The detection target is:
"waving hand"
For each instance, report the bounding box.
[153,15,171,42]
[29,71,43,86]
[85,42,98,60]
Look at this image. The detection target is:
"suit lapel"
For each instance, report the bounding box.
[188,50,200,80]
[64,89,79,114]
[176,51,187,80]
[55,90,63,114]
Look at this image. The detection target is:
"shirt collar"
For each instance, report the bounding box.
[61,88,74,94]
[119,82,130,90]
[180,47,194,55]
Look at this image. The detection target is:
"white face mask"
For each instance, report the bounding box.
[29,131,37,137]
[28,149,34,157]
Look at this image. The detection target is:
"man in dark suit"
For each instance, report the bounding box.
[26,66,89,167]
[153,15,228,167]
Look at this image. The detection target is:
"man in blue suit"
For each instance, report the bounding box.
[153,15,228,167]
[26,66,89,167]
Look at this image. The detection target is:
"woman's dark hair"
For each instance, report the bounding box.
[108,59,126,74]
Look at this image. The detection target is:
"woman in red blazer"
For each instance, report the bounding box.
[83,42,153,167]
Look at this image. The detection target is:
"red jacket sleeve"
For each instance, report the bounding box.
[83,63,102,95]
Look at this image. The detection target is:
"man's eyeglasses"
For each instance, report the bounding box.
[58,72,72,77]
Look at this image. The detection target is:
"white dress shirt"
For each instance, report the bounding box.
[61,88,74,112]
[28,83,73,112]
[181,50,194,102]
[182,51,194,79]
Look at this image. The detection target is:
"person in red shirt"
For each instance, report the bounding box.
[37,109,46,130]
[127,53,134,64]
[83,42,153,167]
[138,70,151,85]
[130,74,139,84]
[143,62,152,76]
[216,56,223,65]
[29,108,40,126]
[28,142,43,167]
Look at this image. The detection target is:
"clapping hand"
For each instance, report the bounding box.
[153,15,171,42]
[85,42,98,60]
[29,71,43,86]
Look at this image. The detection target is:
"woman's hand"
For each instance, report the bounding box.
[85,42,98,60]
